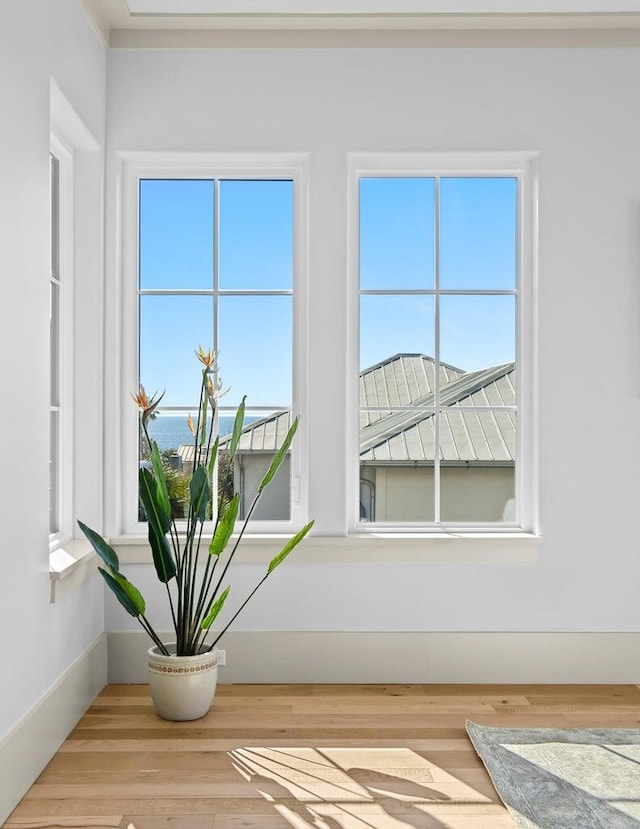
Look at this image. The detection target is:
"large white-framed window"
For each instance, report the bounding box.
[349,152,538,534]
[119,154,309,535]
[49,133,74,547]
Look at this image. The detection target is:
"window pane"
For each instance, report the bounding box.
[235,451,291,521]
[223,409,292,521]
[49,410,59,534]
[360,465,435,523]
[50,281,59,407]
[361,408,437,461]
[360,296,435,384]
[360,177,435,290]
[218,295,291,407]
[139,180,214,290]
[50,155,59,280]
[139,436,193,521]
[439,295,515,376]
[440,411,516,522]
[141,411,268,521]
[143,410,263,455]
[144,410,196,454]
[360,352,461,413]
[139,295,213,407]
[360,408,436,522]
[219,180,293,290]
[440,177,517,290]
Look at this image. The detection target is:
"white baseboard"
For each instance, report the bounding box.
[0,634,107,825]
[108,630,640,684]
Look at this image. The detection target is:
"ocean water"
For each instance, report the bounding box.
[147,415,244,452]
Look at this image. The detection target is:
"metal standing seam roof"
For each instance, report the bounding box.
[185,354,516,463]
[360,362,515,463]
[360,353,463,428]
[178,410,292,464]
[224,410,292,454]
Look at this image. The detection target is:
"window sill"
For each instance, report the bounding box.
[111,531,541,565]
[49,539,97,603]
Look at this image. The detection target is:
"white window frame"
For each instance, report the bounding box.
[117,152,309,536]
[48,80,104,600]
[49,132,75,549]
[347,151,539,535]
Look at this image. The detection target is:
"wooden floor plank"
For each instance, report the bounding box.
[7,683,640,829]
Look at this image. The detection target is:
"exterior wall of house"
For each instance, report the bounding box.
[440,467,514,523]
[368,466,514,523]
[236,454,291,521]
[0,0,105,744]
[107,45,640,639]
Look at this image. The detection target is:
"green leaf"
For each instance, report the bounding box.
[209,494,239,557]
[139,467,171,535]
[148,523,176,584]
[150,443,171,521]
[77,520,119,573]
[200,586,230,630]
[267,520,314,574]
[229,397,246,460]
[207,436,219,480]
[190,465,210,523]
[258,416,299,494]
[99,567,146,617]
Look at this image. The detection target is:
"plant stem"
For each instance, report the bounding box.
[204,574,269,652]
[193,494,261,653]
[192,439,233,624]
[165,581,177,632]
[187,519,206,651]
[140,614,170,655]
[193,370,207,469]
[141,421,153,462]
[207,491,260,610]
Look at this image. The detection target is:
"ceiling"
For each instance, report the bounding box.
[81,0,640,46]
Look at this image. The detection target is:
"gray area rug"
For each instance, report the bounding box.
[466,722,640,828]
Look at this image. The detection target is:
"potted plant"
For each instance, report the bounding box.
[79,347,313,720]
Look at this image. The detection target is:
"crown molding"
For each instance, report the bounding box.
[109,24,640,48]
[81,0,640,46]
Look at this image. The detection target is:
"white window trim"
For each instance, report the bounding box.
[49,132,75,550]
[113,151,310,537]
[347,151,540,536]
[111,530,540,566]
[48,79,102,600]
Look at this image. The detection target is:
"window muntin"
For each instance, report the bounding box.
[137,176,295,524]
[358,173,519,527]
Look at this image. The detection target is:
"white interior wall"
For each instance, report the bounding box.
[0,0,105,741]
[106,46,640,640]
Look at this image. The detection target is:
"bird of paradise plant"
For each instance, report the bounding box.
[79,347,313,656]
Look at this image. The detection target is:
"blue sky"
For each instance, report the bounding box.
[139,176,516,408]
[359,176,516,372]
[139,179,292,408]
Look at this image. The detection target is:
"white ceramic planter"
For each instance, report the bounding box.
[147,645,219,721]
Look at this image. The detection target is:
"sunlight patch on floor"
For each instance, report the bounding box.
[231,746,494,829]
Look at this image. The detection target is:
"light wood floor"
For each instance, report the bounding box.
[5,683,640,829]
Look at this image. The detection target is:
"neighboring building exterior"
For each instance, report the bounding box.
[359,354,515,522]
[180,354,516,523]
